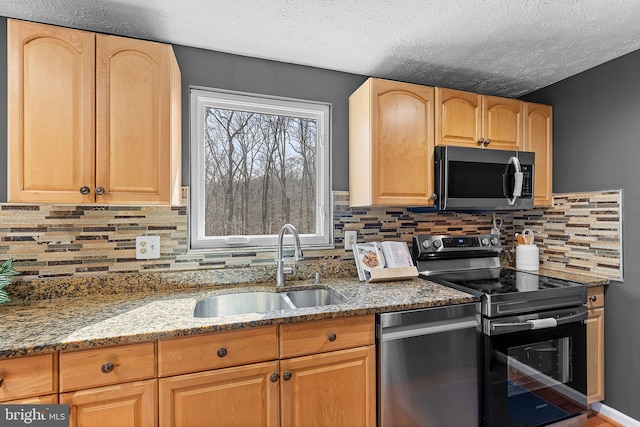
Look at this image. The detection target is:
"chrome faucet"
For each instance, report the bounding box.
[276,223,304,286]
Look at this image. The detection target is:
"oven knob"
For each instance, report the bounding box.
[422,240,431,249]
[432,240,442,249]
[490,237,500,246]
[481,237,489,246]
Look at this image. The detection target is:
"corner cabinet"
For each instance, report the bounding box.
[349,78,435,207]
[435,87,524,150]
[7,19,181,205]
[524,103,553,207]
[586,286,605,404]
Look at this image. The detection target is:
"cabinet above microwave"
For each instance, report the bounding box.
[348,78,553,208]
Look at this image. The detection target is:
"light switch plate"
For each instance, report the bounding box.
[136,235,160,259]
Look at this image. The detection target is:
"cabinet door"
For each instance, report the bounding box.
[96,34,180,205]
[7,19,95,203]
[159,361,279,427]
[350,78,435,206]
[281,346,376,427]
[61,379,157,427]
[483,95,524,150]
[587,306,605,404]
[524,103,553,206]
[435,87,482,147]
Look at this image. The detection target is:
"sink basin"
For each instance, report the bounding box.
[193,291,294,317]
[286,288,346,308]
[193,288,347,317]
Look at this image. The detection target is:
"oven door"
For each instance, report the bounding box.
[483,307,587,427]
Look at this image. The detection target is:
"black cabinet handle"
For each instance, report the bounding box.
[283,371,292,381]
[217,347,228,358]
[328,332,337,342]
[589,295,597,303]
[270,373,280,383]
[0,377,4,387]
[95,186,105,196]
[101,362,114,374]
[79,186,90,195]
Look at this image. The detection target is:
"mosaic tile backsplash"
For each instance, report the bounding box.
[0,189,622,289]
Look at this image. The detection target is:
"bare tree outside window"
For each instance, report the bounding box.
[190,89,331,251]
[203,108,317,236]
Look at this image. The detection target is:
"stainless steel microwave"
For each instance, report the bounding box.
[434,146,535,210]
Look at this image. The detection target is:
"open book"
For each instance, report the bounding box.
[352,241,417,282]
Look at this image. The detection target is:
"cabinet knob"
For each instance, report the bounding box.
[477,138,485,145]
[283,371,292,381]
[484,138,491,146]
[328,332,337,342]
[79,186,91,195]
[101,362,114,374]
[95,186,106,196]
[589,295,597,303]
[270,373,280,383]
[217,347,228,358]
[0,377,4,387]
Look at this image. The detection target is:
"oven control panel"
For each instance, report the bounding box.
[412,233,502,260]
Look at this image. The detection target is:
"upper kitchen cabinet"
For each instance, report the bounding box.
[524,102,553,207]
[349,78,435,207]
[435,87,524,150]
[7,19,182,205]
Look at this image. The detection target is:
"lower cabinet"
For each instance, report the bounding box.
[159,361,280,427]
[60,380,157,427]
[59,342,157,427]
[586,286,605,404]
[159,314,375,427]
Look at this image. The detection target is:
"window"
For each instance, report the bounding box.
[190,88,332,251]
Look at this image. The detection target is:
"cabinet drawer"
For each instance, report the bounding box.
[158,325,278,377]
[280,315,374,359]
[0,353,58,402]
[587,286,604,309]
[60,342,156,392]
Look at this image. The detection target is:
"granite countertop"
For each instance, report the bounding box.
[0,277,477,359]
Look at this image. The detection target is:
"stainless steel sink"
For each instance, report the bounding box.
[193,288,346,317]
[286,288,346,308]
[193,291,294,317]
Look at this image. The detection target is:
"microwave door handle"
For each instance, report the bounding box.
[505,156,523,206]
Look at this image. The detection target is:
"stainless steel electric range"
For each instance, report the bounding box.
[413,233,589,427]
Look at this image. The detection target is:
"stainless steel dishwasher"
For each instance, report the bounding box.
[377,303,480,427]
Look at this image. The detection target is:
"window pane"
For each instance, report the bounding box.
[203,107,317,237]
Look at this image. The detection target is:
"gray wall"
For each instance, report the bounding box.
[523,51,640,420]
[0,16,366,200]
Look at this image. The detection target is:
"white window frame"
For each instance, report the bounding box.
[189,87,332,252]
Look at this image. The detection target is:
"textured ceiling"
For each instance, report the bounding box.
[3,0,640,97]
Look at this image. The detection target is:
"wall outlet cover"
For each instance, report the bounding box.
[136,235,161,260]
[344,231,357,250]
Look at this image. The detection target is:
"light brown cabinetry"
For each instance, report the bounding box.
[524,102,553,207]
[0,353,58,403]
[349,78,436,207]
[159,316,375,427]
[279,316,375,427]
[435,87,524,150]
[586,286,605,404]
[7,19,181,205]
[59,342,157,427]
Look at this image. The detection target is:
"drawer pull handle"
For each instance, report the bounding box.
[589,295,597,303]
[217,347,228,358]
[79,186,90,195]
[270,373,280,383]
[328,332,337,342]
[0,377,4,387]
[101,362,114,374]
[283,371,292,381]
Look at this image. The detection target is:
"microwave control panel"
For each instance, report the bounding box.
[521,164,533,197]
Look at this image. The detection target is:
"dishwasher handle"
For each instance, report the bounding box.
[379,317,478,341]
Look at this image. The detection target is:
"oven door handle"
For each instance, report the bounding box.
[491,310,587,333]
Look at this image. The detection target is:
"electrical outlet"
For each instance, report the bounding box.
[344,231,357,250]
[136,235,160,260]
